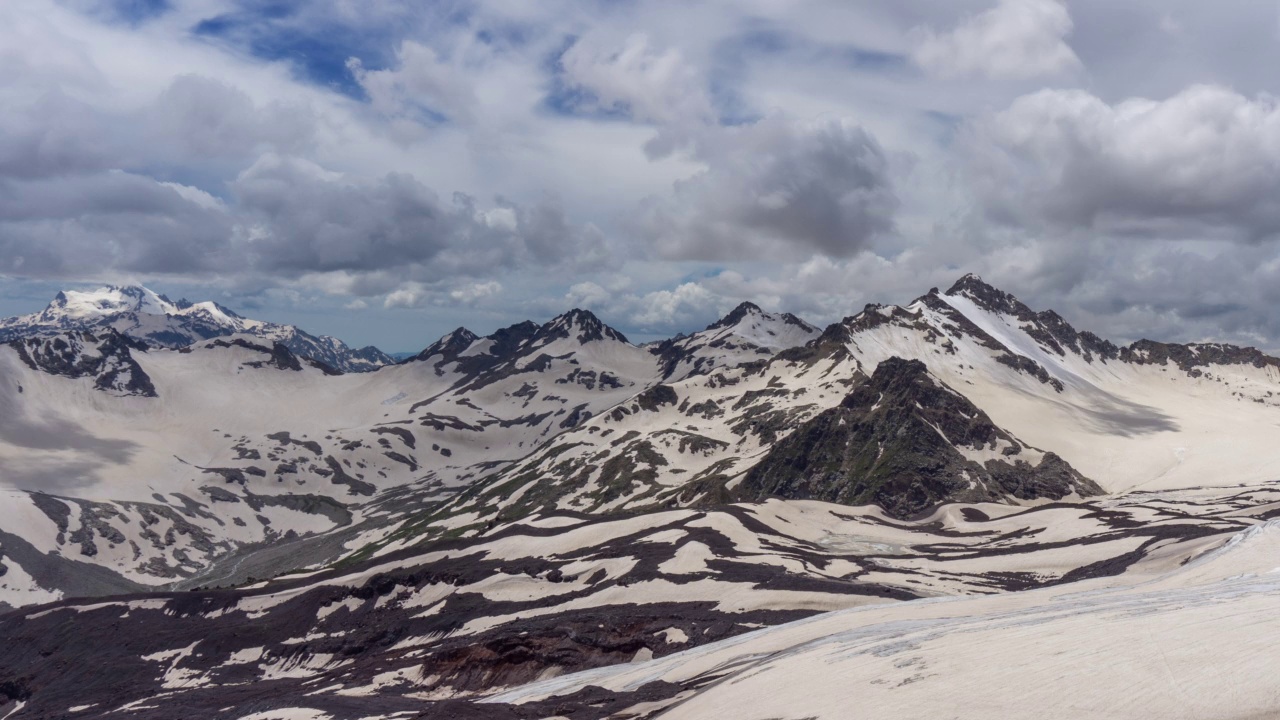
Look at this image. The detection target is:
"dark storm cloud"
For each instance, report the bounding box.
[228,155,610,283]
[637,116,898,261]
[0,172,233,276]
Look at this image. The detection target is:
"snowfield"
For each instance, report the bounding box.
[488,516,1280,720]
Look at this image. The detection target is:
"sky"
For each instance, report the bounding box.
[5,0,1280,352]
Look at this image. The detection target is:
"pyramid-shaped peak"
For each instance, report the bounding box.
[543,308,629,344]
[946,273,996,295]
[944,274,1032,317]
[708,301,765,330]
[552,307,603,324]
[434,326,479,351]
[413,326,479,361]
[445,327,479,345]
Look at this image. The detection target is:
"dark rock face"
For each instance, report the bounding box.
[774,322,856,366]
[707,301,764,330]
[648,336,706,379]
[1120,340,1280,376]
[636,384,679,412]
[541,308,629,344]
[9,331,157,397]
[737,357,1102,518]
[409,327,479,366]
[207,338,339,375]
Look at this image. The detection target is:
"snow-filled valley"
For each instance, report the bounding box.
[4,275,1280,719]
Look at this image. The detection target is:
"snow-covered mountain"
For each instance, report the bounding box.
[4,275,1280,718]
[0,285,394,373]
[0,307,679,609]
[9,275,1280,605]
[412,274,1280,544]
[649,301,822,380]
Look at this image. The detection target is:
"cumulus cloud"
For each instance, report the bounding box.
[349,41,478,126]
[637,115,897,261]
[143,75,316,163]
[965,84,1280,239]
[0,171,234,276]
[227,154,613,284]
[8,0,1280,355]
[451,280,503,303]
[382,279,503,309]
[0,58,613,292]
[553,32,899,262]
[565,281,612,308]
[562,280,720,332]
[913,0,1082,79]
[559,32,715,157]
[0,91,115,180]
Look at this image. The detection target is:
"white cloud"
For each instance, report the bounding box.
[383,286,425,309]
[913,0,1082,79]
[965,84,1280,239]
[555,32,724,161]
[565,281,612,308]
[450,280,502,303]
[349,41,478,126]
[157,181,226,211]
[626,282,719,328]
[559,32,714,151]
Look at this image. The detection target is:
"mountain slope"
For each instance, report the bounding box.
[0,285,393,373]
[6,330,156,397]
[418,275,1280,541]
[6,275,1280,608]
[4,275,1280,717]
[485,508,1280,720]
[0,484,1271,718]
[738,357,1101,517]
[0,311,672,607]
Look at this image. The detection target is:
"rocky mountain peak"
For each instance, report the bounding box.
[738,355,1101,518]
[944,274,1035,317]
[708,301,765,330]
[413,327,480,362]
[442,326,479,349]
[541,308,629,344]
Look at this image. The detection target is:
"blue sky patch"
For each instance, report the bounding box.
[95,0,172,25]
[191,2,404,99]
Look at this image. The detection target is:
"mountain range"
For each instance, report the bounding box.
[0,285,394,373]
[2,275,1280,718]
